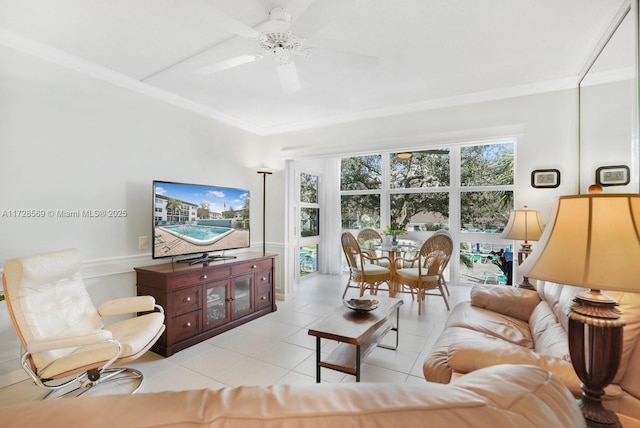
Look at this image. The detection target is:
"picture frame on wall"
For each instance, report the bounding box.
[531,169,561,188]
[595,165,630,186]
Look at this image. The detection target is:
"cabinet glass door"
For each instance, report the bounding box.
[206,280,229,328]
[232,274,253,318]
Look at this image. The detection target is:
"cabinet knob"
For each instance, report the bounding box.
[183,322,192,328]
[200,274,208,280]
[183,296,191,302]
[261,277,267,281]
[261,296,266,300]
[251,265,257,269]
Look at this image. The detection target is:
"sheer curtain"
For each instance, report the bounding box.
[319,158,343,275]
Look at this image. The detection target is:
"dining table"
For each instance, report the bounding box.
[367,240,420,297]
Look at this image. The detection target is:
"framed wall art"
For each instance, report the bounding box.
[595,165,630,186]
[531,169,561,188]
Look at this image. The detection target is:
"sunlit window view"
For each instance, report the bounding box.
[299,172,320,278]
[300,245,318,276]
[340,142,514,285]
[340,194,380,229]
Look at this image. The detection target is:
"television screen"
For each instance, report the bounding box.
[152,180,250,263]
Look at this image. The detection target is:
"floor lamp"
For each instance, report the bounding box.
[520,187,640,428]
[256,169,272,255]
[500,205,544,290]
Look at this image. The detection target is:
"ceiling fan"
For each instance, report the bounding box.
[194,0,379,94]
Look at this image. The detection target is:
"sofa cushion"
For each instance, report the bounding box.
[529,301,570,360]
[423,302,534,384]
[445,302,534,348]
[1,365,586,428]
[608,291,640,397]
[424,325,501,383]
[470,284,540,322]
[447,338,581,395]
[536,282,584,332]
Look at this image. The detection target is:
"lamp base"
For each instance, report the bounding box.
[569,290,625,428]
[516,276,535,290]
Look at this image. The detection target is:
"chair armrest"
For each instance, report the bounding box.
[447,339,581,395]
[394,254,419,269]
[361,253,391,265]
[98,296,159,317]
[27,330,113,353]
[470,284,541,321]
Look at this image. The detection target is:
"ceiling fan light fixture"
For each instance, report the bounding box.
[269,7,291,22]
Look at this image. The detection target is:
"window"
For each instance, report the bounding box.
[459,142,515,284]
[300,244,318,276]
[390,192,449,231]
[300,173,320,237]
[460,143,514,234]
[300,172,318,203]
[340,155,382,229]
[340,194,380,229]
[341,155,382,190]
[300,208,319,236]
[339,141,515,285]
[390,149,450,188]
[299,172,320,278]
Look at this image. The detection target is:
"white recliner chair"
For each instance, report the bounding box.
[2,248,165,398]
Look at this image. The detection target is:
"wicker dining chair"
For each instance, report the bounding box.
[341,232,392,298]
[432,229,453,296]
[356,228,390,267]
[394,231,453,314]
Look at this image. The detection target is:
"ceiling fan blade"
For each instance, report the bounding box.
[209,7,262,39]
[313,47,379,71]
[277,61,301,93]
[289,0,355,39]
[197,54,264,74]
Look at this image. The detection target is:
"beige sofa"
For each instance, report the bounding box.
[423,282,640,420]
[2,364,584,427]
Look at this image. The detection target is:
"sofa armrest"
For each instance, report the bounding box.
[98,296,158,317]
[447,339,581,395]
[470,284,541,321]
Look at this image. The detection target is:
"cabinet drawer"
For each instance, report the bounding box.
[168,268,231,289]
[256,270,272,287]
[171,286,201,315]
[172,310,202,343]
[256,287,272,309]
[231,259,272,276]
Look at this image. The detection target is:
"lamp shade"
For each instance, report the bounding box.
[500,206,544,242]
[519,193,640,292]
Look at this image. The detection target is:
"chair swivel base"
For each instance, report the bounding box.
[42,367,144,400]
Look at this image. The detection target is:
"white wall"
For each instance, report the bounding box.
[0,45,280,386]
[0,45,268,263]
[580,79,638,193]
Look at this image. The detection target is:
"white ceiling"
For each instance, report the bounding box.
[0,0,630,135]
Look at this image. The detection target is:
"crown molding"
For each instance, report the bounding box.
[0,28,264,135]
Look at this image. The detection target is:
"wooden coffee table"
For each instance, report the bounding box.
[307,295,403,382]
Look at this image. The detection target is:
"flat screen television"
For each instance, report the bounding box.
[152,180,250,264]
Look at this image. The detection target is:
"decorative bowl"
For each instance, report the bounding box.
[344,298,379,311]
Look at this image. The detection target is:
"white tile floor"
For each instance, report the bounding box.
[0,274,472,407]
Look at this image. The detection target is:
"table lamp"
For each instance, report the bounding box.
[519,186,640,428]
[500,205,544,290]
